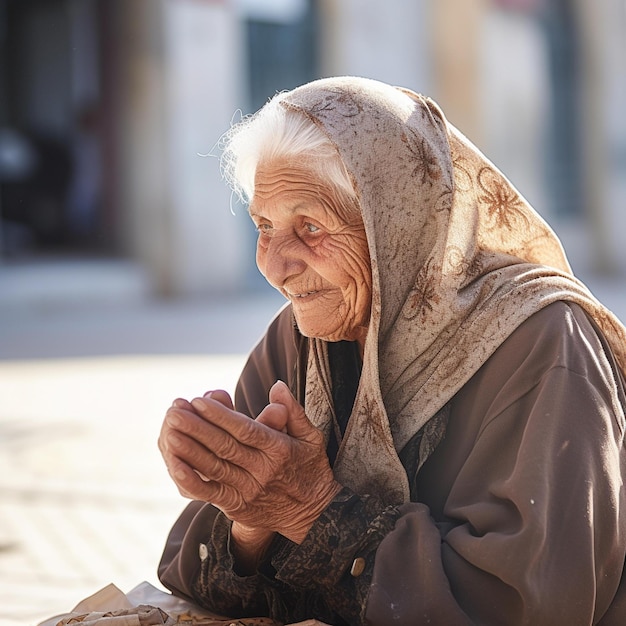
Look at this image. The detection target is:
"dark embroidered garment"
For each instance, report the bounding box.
[326,341,362,466]
[192,488,401,625]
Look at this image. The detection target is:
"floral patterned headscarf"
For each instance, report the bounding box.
[276,77,626,504]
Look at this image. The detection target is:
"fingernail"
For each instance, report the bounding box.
[167,412,182,427]
[168,432,183,447]
[191,397,206,411]
[174,467,188,481]
[203,390,214,398]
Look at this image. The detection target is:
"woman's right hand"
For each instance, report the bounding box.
[159,387,277,573]
[159,380,340,545]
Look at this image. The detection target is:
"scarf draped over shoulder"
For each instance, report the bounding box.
[275,76,626,505]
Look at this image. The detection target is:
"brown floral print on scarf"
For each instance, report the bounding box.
[353,394,390,444]
[308,89,363,118]
[446,245,484,281]
[507,233,553,265]
[417,403,450,472]
[451,153,475,193]
[433,187,454,214]
[401,129,442,185]
[403,258,441,321]
[478,166,530,232]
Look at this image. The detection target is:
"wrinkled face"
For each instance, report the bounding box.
[250,161,372,350]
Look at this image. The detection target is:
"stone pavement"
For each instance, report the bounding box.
[0,259,624,626]
[0,260,286,626]
[0,355,250,626]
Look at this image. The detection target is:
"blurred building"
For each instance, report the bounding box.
[0,0,624,298]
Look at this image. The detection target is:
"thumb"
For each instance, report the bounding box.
[268,380,314,439]
[256,402,289,432]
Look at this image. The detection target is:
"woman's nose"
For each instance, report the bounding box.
[258,234,306,287]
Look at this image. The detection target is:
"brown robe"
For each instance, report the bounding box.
[159,301,626,625]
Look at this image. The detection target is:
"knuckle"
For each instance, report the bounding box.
[209,460,229,483]
[220,436,241,461]
[226,490,245,514]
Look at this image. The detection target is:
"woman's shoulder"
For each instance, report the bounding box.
[494,300,613,373]
[454,300,623,416]
[477,300,625,424]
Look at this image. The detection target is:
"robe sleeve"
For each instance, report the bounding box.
[363,303,626,625]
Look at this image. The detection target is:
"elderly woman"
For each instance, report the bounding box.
[158,77,626,625]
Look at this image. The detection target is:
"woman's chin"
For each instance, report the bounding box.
[293,317,340,343]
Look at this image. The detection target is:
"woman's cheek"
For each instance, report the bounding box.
[256,241,268,274]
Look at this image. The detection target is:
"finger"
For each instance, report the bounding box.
[256,402,289,432]
[166,412,240,470]
[168,453,246,515]
[162,406,202,448]
[162,402,254,505]
[189,397,277,449]
[197,478,245,518]
[268,380,315,439]
[204,389,234,410]
[160,399,193,455]
[166,429,253,489]
[172,397,193,410]
[166,456,218,502]
[159,406,190,455]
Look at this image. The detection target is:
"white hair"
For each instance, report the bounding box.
[220,94,358,207]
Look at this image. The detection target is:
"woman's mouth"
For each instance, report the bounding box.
[285,289,321,300]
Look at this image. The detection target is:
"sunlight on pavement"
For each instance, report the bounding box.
[0,354,246,626]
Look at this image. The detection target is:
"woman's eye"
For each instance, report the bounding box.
[257,223,273,234]
[304,222,321,233]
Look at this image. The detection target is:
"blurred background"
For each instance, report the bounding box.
[1,0,626,291]
[0,0,625,624]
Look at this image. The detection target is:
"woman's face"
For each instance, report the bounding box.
[250,161,372,350]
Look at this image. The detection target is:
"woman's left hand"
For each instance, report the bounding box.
[160,381,341,544]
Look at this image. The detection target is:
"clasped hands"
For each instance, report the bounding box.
[158,381,341,558]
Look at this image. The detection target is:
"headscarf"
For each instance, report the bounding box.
[277,76,626,505]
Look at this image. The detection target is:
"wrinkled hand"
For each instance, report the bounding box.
[158,381,341,545]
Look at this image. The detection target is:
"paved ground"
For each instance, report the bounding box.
[0,259,285,626]
[0,258,624,626]
[0,354,249,625]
